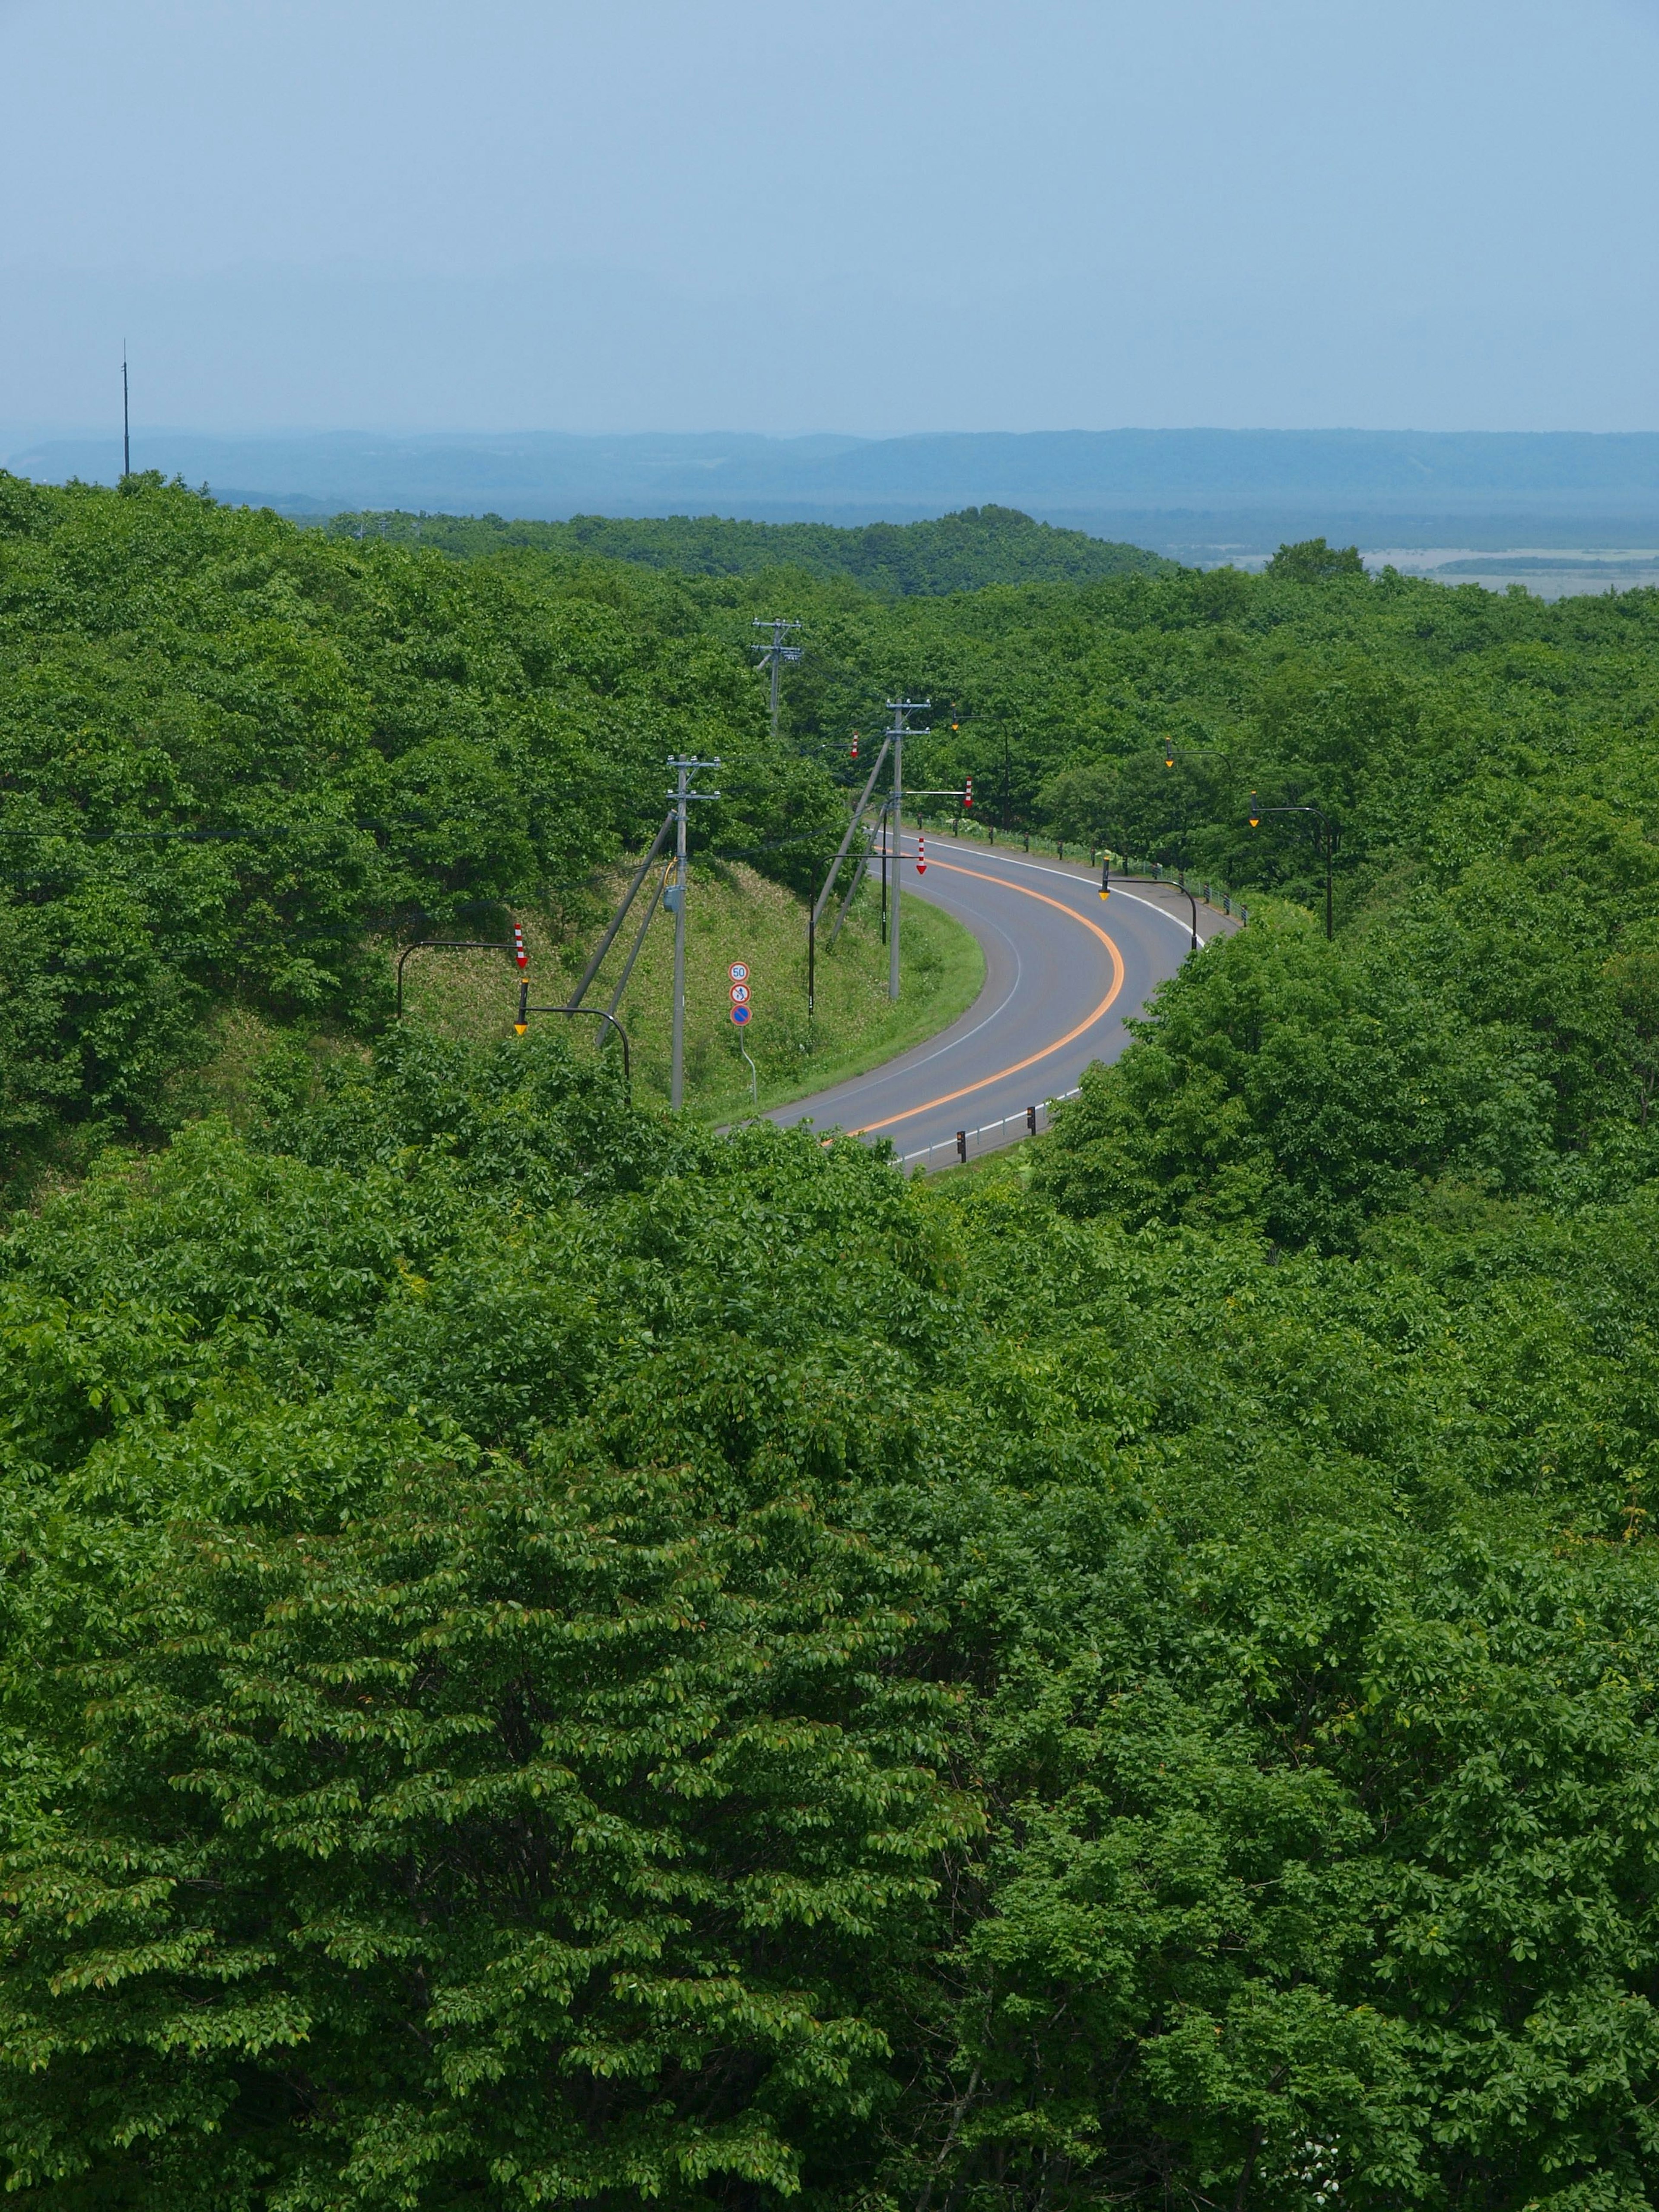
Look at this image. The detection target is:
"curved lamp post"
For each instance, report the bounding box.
[1097,847,1202,950]
[514,984,633,1097]
[1095,744,1243,949]
[1248,798,1338,940]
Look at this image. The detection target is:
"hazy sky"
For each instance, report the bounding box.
[4,0,1659,436]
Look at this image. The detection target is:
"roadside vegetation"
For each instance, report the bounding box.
[398,867,981,1121]
[8,479,1659,2205]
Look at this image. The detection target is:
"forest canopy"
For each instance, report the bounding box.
[6,477,1659,2204]
[321,502,1176,594]
[0,470,839,1167]
[2,1036,1659,2208]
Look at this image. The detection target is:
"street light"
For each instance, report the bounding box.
[514,985,633,1096]
[1122,744,1240,949]
[1097,849,1200,949]
[1249,799,1338,940]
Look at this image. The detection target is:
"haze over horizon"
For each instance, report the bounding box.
[5,0,1659,445]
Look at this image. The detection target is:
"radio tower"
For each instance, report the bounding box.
[752,617,803,735]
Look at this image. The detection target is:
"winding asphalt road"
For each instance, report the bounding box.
[770,831,1241,1168]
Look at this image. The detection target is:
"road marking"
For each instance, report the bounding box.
[912,836,1217,940]
[852,859,1126,1135]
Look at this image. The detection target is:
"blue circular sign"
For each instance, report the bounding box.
[730,1004,752,1026]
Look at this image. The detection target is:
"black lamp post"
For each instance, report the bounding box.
[1098,841,1200,950]
[1248,799,1338,940]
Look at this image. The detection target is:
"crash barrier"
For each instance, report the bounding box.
[898,1087,1084,1171]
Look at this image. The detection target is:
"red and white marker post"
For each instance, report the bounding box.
[915,832,927,876]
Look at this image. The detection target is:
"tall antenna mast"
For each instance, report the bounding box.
[752,617,803,736]
[121,345,130,479]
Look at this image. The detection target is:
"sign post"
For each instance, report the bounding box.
[729,962,758,1106]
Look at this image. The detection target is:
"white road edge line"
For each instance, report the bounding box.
[906,838,1213,942]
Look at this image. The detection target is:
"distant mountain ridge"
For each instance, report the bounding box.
[12,427,1659,551]
[322,505,1175,594]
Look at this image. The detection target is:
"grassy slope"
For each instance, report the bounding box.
[394,862,984,1122]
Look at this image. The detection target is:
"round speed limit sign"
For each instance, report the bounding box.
[728,961,749,983]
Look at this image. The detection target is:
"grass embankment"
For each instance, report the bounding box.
[395,861,984,1122]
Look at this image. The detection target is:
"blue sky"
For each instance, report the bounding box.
[3,0,1659,435]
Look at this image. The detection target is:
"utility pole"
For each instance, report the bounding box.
[752,618,802,736]
[666,754,721,1106]
[122,346,130,479]
[886,698,929,1001]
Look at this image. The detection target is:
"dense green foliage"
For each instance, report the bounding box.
[0,472,837,1168]
[583,524,1659,1233]
[322,505,1175,594]
[2,1039,1659,2207]
[16,476,1659,2203]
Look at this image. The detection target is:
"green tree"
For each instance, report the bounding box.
[1034,915,1553,1249]
[1264,537,1367,583]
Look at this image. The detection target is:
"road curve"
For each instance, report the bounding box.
[770,832,1241,1168]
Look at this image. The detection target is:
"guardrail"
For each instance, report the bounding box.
[906,823,1249,926]
[899,1087,1083,1170]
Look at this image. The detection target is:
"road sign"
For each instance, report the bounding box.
[731,1003,751,1026]
[730,983,750,1004]
[728,961,749,982]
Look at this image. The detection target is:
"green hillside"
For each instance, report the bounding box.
[322,501,1176,592]
[13,482,1659,2202]
[0,470,850,1180]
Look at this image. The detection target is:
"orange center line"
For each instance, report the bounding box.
[852,857,1126,1135]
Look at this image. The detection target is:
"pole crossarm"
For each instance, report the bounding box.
[753,618,803,734]
[566,811,675,1010]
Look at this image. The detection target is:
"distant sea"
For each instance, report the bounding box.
[11,426,1659,594]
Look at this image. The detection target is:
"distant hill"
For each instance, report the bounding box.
[320,505,1176,594]
[14,426,1659,553]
